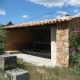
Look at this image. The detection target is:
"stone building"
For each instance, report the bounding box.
[3,15,80,67]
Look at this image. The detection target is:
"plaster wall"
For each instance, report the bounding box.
[6,28,34,50]
[51,27,56,67]
[6,28,50,51]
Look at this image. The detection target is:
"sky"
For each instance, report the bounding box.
[0,0,80,25]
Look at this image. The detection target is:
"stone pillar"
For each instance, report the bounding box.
[56,22,69,67]
[51,27,56,67]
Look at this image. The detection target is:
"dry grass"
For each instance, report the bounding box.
[17,58,80,80]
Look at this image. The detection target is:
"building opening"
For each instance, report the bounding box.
[21,27,51,59]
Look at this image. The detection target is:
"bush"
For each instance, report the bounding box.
[0,68,11,80]
[70,66,80,75]
[0,25,7,54]
[69,30,80,67]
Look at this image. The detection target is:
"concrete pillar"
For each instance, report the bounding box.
[51,27,56,67]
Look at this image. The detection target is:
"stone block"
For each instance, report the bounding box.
[0,54,17,69]
[6,68,29,80]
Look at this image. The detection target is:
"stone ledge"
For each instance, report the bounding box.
[5,50,21,54]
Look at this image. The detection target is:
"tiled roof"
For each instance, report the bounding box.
[3,15,80,29]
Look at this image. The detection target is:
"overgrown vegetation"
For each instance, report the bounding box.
[69,30,80,67]
[0,24,7,54]
[0,68,11,80]
[0,24,9,80]
[17,58,80,80]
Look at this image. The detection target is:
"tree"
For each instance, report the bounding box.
[6,21,13,26]
[0,24,6,27]
[0,24,7,54]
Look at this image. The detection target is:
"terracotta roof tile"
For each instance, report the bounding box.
[3,15,80,29]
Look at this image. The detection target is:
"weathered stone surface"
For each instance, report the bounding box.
[56,22,69,67]
[56,17,80,67]
[6,68,29,80]
[69,17,80,33]
[0,54,17,69]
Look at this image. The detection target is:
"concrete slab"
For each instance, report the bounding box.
[14,53,52,67]
[6,68,29,80]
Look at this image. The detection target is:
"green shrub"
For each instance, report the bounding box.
[69,30,80,67]
[0,67,11,80]
[0,25,7,54]
[70,66,80,75]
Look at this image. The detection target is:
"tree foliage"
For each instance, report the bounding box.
[0,24,5,27]
[6,21,13,26]
[0,24,7,54]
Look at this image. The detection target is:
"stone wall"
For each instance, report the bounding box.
[52,17,80,67]
[69,17,80,33]
[56,22,69,67]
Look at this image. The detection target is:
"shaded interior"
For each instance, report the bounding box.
[7,27,51,58]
